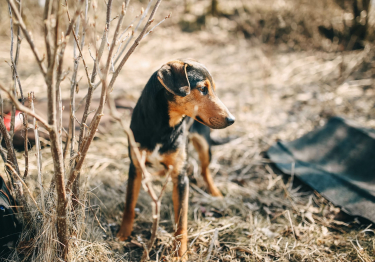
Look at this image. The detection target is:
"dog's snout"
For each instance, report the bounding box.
[225,115,235,126]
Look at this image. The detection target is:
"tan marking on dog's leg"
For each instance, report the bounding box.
[190,134,223,197]
[162,148,189,258]
[117,163,142,241]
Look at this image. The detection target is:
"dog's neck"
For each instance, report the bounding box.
[168,107,186,127]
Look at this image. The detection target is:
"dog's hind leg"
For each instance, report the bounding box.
[117,162,142,241]
[190,134,223,197]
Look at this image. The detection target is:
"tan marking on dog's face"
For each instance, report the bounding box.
[168,79,233,129]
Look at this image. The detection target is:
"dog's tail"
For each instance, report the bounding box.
[210,135,237,146]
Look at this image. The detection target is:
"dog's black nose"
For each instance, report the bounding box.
[226,115,235,126]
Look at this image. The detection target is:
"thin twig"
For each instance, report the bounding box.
[8,3,17,140]
[42,0,69,257]
[75,0,114,156]
[56,0,85,152]
[65,1,129,196]
[144,13,171,37]
[7,0,47,76]
[114,0,152,65]
[108,0,163,92]
[22,110,28,178]
[69,8,82,226]
[43,0,53,67]
[30,93,44,212]
[6,163,45,218]
[205,229,218,261]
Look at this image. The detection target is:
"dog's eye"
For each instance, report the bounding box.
[199,86,208,95]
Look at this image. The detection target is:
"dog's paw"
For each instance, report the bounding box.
[210,190,224,198]
[116,231,130,241]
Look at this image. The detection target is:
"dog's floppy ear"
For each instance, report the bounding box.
[157,61,190,97]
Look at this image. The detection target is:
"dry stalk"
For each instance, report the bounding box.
[76,0,113,154]
[6,163,45,218]
[43,0,53,68]
[23,113,29,178]
[3,0,165,259]
[30,93,44,212]
[66,0,162,194]
[67,0,113,217]
[6,2,23,179]
[205,228,218,261]
[114,0,153,65]
[8,3,17,140]
[108,0,163,91]
[8,0,68,256]
[69,15,80,207]
[7,0,47,76]
[57,0,85,153]
[65,0,125,198]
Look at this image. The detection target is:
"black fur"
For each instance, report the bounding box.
[130,72,186,155]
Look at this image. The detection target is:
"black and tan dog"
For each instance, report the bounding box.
[117,59,235,258]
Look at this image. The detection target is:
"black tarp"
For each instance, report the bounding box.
[267,117,375,223]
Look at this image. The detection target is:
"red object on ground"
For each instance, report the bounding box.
[3,111,23,131]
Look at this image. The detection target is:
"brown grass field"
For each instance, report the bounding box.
[0,0,375,261]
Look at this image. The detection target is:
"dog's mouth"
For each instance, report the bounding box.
[195,115,204,124]
[194,115,230,129]
[209,117,232,129]
[195,115,213,128]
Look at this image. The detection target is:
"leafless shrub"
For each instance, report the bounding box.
[1,0,166,260]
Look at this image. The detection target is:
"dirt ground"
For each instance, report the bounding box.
[1,0,375,261]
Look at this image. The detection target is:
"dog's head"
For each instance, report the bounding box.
[157,59,235,129]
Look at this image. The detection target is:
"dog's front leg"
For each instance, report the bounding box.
[172,171,189,259]
[117,163,142,241]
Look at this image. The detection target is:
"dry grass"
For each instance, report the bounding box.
[1,0,375,261]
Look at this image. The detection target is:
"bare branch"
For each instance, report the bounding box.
[43,1,68,257]
[67,5,92,89]
[69,9,82,217]
[23,110,29,178]
[8,3,17,140]
[67,2,128,193]
[30,93,44,212]
[108,0,163,91]
[7,0,47,76]
[144,13,171,37]
[75,0,114,153]
[43,0,53,67]
[8,2,25,141]
[114,0,152,65]
[65,71,108,199]
[104,2,127,75]
[56,0,85,153]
